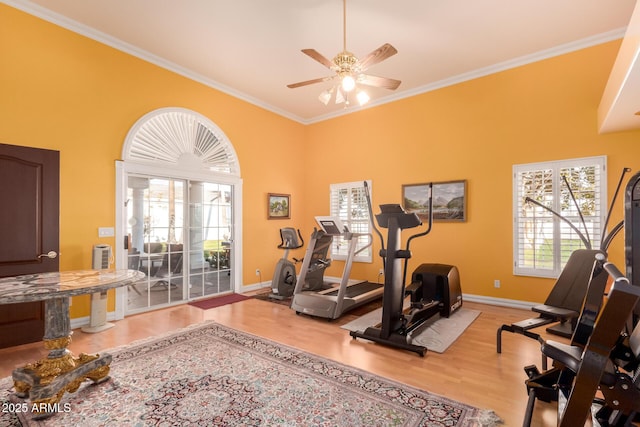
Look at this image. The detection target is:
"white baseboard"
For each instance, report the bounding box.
[239,282,538,311]
[463,293,537,310]
[241,281,272,293]
[71,312,118,330]
[241,276,360,294]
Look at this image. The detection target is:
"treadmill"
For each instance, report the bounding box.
[290,216,383,319]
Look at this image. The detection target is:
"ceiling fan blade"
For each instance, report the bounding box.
[301,49,335,69]
[359,43,398,70]
[359,74,401,90]
[287,76,335,89]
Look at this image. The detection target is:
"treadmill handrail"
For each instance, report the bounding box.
[348,232,374,257]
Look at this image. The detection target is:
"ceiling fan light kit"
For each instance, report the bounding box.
[356,90,370,106]
[287,0,401,108]
[318,88,333,105]
[341,74,356,92]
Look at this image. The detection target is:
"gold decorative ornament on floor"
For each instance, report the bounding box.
[0,269,144,419]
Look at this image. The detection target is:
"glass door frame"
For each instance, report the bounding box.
[113,160,243,319]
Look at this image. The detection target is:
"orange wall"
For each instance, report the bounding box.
[2,4,640,317]
[0,5,305,316]
[302,41,640,303]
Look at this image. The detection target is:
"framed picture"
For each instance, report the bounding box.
[402,180,467,222]
[268,193,290,219]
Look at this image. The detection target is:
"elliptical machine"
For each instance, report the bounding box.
[269,227,304,300]
[350,182,463,356]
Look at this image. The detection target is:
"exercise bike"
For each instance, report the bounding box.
[268,227,304,300]
[350,182,463,356]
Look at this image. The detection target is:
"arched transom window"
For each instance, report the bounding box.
[122,107,240,176]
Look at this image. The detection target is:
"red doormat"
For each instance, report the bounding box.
[188,293,252,310]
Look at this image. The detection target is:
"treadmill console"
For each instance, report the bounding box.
[315,216,347,236]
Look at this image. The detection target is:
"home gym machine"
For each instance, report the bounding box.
[520,170,640,426]
[290,216,384,320]
[497,168,631,363]
[350,182,463,356]
[268,227,304,300]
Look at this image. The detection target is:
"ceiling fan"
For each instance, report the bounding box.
[287,0,401,107]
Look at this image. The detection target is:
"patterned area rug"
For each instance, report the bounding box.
[0,322,501,426]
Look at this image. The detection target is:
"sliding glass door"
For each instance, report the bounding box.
[189,181,233,299]
[124,174,233,314]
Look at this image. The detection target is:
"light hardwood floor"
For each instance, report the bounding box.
[0,297,567,426]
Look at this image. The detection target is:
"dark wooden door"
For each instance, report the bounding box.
[0,143,60,348]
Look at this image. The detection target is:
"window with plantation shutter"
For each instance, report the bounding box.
[329,180,372,263]
[513,156,606,278]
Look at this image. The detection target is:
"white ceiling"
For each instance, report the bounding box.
[5,0,639,125]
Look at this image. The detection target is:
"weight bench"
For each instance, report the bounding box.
[497,249,606,366]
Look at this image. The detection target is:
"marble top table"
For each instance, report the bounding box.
[0,269,144,304]
[1,269,144,419]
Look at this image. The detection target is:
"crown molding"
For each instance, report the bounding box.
[4,0,626,126]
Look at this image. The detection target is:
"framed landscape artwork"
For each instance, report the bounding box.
[402,180,467,222]
[268,193,290,219]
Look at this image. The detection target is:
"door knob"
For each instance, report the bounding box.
[38,251,58,259]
